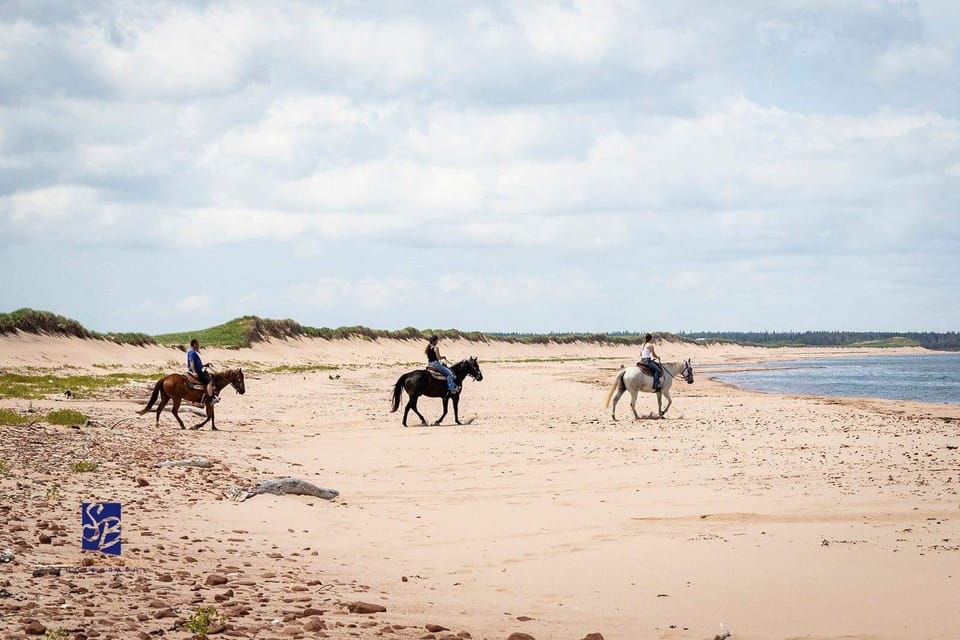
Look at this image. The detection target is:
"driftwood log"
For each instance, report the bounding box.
[224,477,339,502]
[156,458,213,468]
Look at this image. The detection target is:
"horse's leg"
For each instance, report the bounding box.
[155,394,168,426]
[408,395,427,426]
[170,397,186,430]
[154,384,170,426]
[611,387,626,420]
[452,395,461,425]
[209,404,217,431]
[629,388,640,420]
[660,389,673,417]
[435,396,448,426]
[191,403,212,430]
[656,391,664,417]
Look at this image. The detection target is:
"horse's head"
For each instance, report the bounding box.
[682,359,694,384]
[464,356,483,382]
[227,368,246,395]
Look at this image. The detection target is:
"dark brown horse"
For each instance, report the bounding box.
[138,369,245,430]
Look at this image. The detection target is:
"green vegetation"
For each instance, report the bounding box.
[46,485,60,503]
[44,628,68,640]
[679,331,957,350]
[45,409,87,425]
[0,408,32,425]
[0,408,86,426]
[848,337,920,348]
[183,606,226,638]
[0,372,155,399]
[493,356,622,364]
[4,308,960,351]
[154,317,260,348]
[70,461,98,473]
[0,308,153,345]
[264,363,339,374]
[0,460,9,477]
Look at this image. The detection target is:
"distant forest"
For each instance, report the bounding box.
[677,331,960,351]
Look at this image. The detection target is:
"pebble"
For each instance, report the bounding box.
[347,601,387,614]
[25,620,47,635]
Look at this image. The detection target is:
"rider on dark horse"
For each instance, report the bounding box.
[426,335,460,395]
[640,333,662,391]
[187,339,219,405]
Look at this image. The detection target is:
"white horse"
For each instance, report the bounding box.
[604,359,693,419]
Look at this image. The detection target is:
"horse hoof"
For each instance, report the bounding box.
[211,426,218,431]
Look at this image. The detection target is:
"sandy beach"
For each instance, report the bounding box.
[1,334,958,640]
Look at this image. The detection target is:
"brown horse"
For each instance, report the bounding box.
[138,368,245,430]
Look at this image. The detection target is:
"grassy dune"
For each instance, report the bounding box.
[3,307,950,351]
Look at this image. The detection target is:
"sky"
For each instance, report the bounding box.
[1,0,958,334]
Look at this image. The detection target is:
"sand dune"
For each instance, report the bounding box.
[1,335,957,639]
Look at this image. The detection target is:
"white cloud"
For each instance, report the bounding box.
[872,43,955,84]
[175,294,211,312]
[2,1,959,331]
[512,0,617,62]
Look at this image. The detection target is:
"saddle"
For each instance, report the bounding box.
[425,365,448,381]
[184,372,206,391]
[635,362,657,377]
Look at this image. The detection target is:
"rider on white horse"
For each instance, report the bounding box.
[640,333,662,391]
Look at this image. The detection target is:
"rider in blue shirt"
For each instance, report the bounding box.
[187,339,218,405]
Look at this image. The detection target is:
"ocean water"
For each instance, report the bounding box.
[707,354,960,405]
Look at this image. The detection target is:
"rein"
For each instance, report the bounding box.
[658,361,691,381]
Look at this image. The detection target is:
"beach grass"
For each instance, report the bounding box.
[70,461,98,473]
[0,372,156,399]
[0,308,154,345]
[45,409,88,425]
[849,337,919,348]
[264,363,339,374]
[154,317,254,348]
[0,408,32,425]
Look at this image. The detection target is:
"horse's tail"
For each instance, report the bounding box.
[138,379,163,415]
[604,370,626,408]
[390,373,408,412]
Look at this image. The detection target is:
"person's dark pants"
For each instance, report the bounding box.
[642,358,662,389]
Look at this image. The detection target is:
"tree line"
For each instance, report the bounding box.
[677,331,960,351]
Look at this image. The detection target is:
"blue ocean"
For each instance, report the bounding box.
[707,354,960,405]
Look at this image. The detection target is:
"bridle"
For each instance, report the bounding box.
[459,358,483,381]
[661,360,694,384]
[214,369,245,394]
